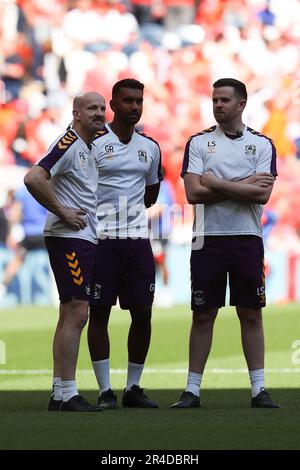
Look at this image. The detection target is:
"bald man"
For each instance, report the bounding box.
[24,92,106,411]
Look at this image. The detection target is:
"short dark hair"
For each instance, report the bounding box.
[112,78,144,99]
[213,78,247,101]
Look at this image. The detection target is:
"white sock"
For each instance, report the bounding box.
[249,368,265,397]
[52,376,62,401]
[185,371,202,397]
[92,359,111,395]
[126,362,144,390]
[62,380,78,402]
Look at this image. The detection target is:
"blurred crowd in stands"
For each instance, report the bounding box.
[1,0,300,255]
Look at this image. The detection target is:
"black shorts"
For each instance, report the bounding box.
[45,236,97,304]
[190,235,266,311]
[90,238,155,309]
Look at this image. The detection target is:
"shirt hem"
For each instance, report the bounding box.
[43,232,98,244]
[193,232,262,237]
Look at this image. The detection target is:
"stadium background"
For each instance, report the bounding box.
[0,0,300,451]
[1,0,300,307]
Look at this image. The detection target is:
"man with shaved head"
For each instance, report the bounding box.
[24,92,106,411]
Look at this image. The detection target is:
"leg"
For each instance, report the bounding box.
[128,305,152,364]
[230,237,266,393]
[236,306,279,408]
[189,308,219,374]
[87,238,118,394]
[188,238,226,374]
[46,237,101,411]
[88,305,116,407]
[59,299,102,410]
[121,239,157,407]
[171,308,218,409]
[88,305,111,361]
[48,304,65,408]
[236,306,265,395]
[60,299,89,381]
[122,306,158,408]
[52,303,65,378]
[124,240,155,364]
[236,306,264,371]
[172,237,227,408]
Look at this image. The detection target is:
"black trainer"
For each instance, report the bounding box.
[61,395,103,412]
[48,396,62,411]
[251,389,280,408]
[171,391,201,409]
[122,385,158,408]
[98,389,117,409]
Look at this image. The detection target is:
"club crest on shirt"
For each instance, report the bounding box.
[245,145,256,156]
[138,149,148,163]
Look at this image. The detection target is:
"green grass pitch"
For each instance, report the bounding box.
[0,303,299,450]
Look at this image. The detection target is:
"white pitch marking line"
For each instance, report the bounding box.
[1,368,300,375]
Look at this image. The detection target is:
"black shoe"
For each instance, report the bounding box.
[61,395,103,412]
[48,396,62,411]
[122,385,158,408]
[251,389,280,408]
[98,389,117,409]
[171,391,201,409]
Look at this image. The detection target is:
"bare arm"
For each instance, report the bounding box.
[183,173,228,205]
[201,172,275,205]
[144,183,160,208]
[24,166,87,230]
[239,173,275,187]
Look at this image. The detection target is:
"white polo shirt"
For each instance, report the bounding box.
[38,129,98,243]
[94,124,163,238]
[181,125,277,237]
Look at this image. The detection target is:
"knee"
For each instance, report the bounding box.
[89,306,110,328]
[237,308,262,326]
[77,313,89,330]
[192,309,218,328]
[75,311,89,330]
[130,306,152,325]
[69,300,89,329]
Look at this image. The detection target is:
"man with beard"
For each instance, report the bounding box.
[24,92,106,411]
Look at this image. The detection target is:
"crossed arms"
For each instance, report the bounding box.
[184,172,275,205]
